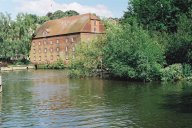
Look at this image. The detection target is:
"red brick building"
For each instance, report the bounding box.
[29,13,105,65]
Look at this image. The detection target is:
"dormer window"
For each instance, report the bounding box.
[43,31,48,36]
[63,21,70,26]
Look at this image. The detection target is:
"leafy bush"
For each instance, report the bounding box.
[68,38,105,78]
[103,22,165,81]
[160,64,184,81]
[166,15,192,65]
[39,59,65,69]
[182,64,192,77]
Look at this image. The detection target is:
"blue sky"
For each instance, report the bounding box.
[0,0,128,18]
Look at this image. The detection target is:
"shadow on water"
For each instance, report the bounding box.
[161,82,192,113]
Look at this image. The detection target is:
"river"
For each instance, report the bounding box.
[0,70,192,128]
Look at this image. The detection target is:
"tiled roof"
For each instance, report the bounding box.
[34,13,101,38]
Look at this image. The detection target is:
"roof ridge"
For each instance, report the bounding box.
[46,13,93,22]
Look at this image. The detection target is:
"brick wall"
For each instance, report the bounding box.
[30,33,81,64]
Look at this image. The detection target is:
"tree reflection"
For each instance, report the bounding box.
[162,82,192,113]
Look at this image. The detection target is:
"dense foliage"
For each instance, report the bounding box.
[103,22,164,81]
[47,10,79,20]
[69,21,164,81]
[38,59,65,69]
[69,38,105,78]
[69,0,192,81]
[123,0,192,66]
[0,13,40,63]
[123,0,192,33]
[120,0,192,81]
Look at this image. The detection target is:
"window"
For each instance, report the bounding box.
[44,41,46,45]
[33,49,36,54]
[39,49,41,53]
[57,55,60,60]
[56,47,59,52]
[56,40,59,44]
[71,37,74,42]
[66,52,68,60]
[51,55,53,60]
[50,41,53,45]
[44,48,47,53]
[65,46,68,59]
[44,56,47,61]
[72,46,75,59]
[39,56,41,61]
[94,27,97,32]
[34,56,36,61]
[43,31,47,36]
[50,48,53,52]
[39,42,41,45]
[72,47,75,52]
[94,20,97,26]
[65,38,68,43]
[33,42,35,46]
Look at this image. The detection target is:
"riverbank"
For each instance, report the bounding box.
[0,65,35,71]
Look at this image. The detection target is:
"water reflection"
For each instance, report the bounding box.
[0,71,39,127]
[0,70,192,128]
[162,82,192,113]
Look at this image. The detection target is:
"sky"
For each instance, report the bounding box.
[0,0,128,18]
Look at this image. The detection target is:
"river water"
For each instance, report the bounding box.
[0,70,192,128]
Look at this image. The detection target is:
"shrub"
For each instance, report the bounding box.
[39,59,65,69]
[68,38,105,78]
[103,22,165,81]
[160,64,184,81]
[182,64,192,77]
[68,20,166,81]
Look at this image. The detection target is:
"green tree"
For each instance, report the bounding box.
[0,13,15,60]
[103,21,165,81]
[0,12,42,62]
[69,37,105,78]
[166,15,192,65]
[47,10,79,20]
[123,0,192,33]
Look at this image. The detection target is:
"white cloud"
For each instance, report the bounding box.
[14,0,113,17]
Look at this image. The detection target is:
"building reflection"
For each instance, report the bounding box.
[30,70,105,111]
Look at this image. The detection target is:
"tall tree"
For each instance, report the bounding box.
[123,0,192,33]
[47,10,79,20]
